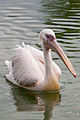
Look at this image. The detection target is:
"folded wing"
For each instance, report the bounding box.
[6,44,44,87]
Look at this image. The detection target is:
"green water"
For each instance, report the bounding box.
[0,0,80,120]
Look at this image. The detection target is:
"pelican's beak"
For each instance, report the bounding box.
[48,39,76,78]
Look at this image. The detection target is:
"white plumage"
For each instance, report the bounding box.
[5,29,76,91]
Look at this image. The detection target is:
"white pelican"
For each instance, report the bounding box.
[5,29,76,91]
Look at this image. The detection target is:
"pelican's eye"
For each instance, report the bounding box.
[46,34,55,41]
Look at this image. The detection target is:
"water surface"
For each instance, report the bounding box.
[0,0,80,120]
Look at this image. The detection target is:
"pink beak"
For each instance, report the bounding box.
[48,39,76,78]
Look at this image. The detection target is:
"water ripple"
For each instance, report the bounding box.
[0,0,80,120]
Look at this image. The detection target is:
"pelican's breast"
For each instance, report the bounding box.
[43,76,60,91]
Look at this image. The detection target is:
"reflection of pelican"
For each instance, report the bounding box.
[5,29,76,91]
[11,86,61,120]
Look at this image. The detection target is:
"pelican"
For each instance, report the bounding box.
[5,29,76,91]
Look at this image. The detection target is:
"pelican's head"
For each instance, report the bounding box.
[40,29,76,78]
[40,29,56,45]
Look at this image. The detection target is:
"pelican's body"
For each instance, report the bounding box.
[5,29,76,91]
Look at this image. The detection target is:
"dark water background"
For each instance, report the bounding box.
[0,0,80,120]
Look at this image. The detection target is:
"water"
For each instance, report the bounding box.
[0,0,80,119]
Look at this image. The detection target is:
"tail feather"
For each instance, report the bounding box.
[5,60,12,73]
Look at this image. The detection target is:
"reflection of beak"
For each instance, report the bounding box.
[48,39,76,78]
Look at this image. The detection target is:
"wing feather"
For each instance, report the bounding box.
[12,45,44,86]
[22,42,45,76]
[22,42,44,61]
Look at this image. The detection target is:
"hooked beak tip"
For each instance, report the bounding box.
[74,74,76,78]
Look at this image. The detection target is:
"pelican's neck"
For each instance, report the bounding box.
[42,42,60,90]
[42,42,52,76]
